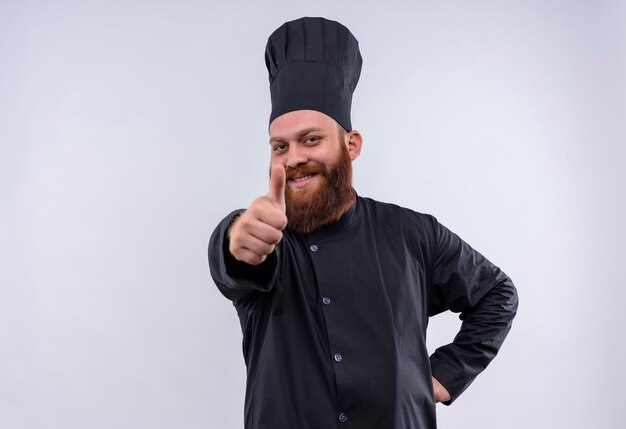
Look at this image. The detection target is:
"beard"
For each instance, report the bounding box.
[283,143,355,234]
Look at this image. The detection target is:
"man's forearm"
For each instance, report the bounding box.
[429,276,518,403]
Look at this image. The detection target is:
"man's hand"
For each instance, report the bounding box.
[228,164,288,265]
[432,377,451,403]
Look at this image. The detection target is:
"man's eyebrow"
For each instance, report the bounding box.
[297,127,324,137]
[269,127,324,144]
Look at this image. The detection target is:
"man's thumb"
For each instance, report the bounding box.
[268,164,286,211]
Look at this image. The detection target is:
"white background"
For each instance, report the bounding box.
[1,0,624,428]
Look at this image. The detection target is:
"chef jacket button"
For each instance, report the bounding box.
[338,412,348,423]
[310,244,318,252]
[322,296,331,305]
[334,353,343,362]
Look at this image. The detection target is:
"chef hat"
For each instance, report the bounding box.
[265,17,362,132]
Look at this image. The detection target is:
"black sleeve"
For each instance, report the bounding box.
[208,210,279,306]
[427,217,518,405]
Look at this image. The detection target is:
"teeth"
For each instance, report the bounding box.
[293,175,312,182]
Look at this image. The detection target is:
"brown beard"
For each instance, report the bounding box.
[283,143,355,234]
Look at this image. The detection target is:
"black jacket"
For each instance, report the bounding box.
[209,196,518,429]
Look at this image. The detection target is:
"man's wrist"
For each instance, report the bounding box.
[227,213,242,239]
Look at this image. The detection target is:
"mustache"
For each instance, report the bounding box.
[285,163,326,180]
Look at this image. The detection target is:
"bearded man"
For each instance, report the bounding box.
[208,17,518,429]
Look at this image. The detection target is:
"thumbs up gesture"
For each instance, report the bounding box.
[228,164,289,265]
[267,163,287,213]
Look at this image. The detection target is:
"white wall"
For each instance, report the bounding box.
[1,0,624,427]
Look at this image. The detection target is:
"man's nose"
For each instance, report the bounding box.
[285,144,308,168]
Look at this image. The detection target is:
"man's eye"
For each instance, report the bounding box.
[273,143,287,151]
[305,136,319,143]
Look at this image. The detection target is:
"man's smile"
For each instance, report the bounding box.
[288,173,319,189]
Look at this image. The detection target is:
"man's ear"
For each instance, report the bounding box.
[345,130,363,161]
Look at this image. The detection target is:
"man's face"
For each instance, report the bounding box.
[269,110,359,233]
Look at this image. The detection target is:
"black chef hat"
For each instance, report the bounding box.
[265,17,362,132]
